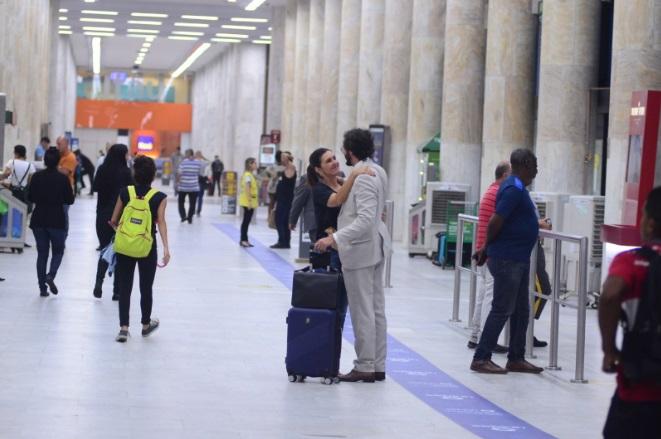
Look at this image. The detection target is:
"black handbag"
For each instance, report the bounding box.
[291,266,346,310]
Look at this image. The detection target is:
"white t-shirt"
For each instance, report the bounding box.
[4,159,36,188]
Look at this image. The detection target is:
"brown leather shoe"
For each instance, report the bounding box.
[470,359,508,374]
[375,372,386,381]
[338,369,376,383]
[506,360,543,374]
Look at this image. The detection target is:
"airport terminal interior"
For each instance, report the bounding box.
[1,0,661,438]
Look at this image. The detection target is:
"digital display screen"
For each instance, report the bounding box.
[137,135,154,152]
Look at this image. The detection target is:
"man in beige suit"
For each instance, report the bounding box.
[315,128,391,383]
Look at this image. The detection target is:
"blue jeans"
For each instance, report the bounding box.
[474,257,530,361]
[32,228,67,291]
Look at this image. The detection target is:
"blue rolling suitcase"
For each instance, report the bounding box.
[286,307,341,385]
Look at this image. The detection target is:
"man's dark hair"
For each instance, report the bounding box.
[133,155,156,185]
[40,137,50,144]
[343,128,375,161]
[495,162,510,180]
[13,145,26,158]
[645,187,661,228]
[44,147,60,169]
[275,150,282,165]
[510,148,536,169]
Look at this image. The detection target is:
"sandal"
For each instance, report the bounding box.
[115,329,129,343]
[142,319,160,337]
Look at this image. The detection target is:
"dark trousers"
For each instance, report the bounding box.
[603,393,661,438]
[197,188,205,215]
[275,202,291,246]
[534,241,552,319]
[116,247,157,327]
[32,228,67,291]
[474,257,530,362]
[212,173,221,196]
[95,207,117,294]
[241,207,254,242]
[178,192,198,221]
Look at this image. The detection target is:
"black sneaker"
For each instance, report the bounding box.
[115,330,129,343]
[533,337,548,348]
[493,344,509,354]
[112,293,119,301]
[40,290,49,297]
[467,341,478,349]
[142,319,160,337]
[93,284,102,299]
[45,275,58,295]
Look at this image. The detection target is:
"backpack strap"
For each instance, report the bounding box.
[127,185,137,200]
[143,188,158,203]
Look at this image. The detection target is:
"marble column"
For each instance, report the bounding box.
[318,0,342,149]
[479,0,537,196]
[291,0,310,159]
[605,0,661,223]
[280,0,297,151]
[405,0,446,214]
[335,0,362,144]
[266,6,286,134]
[380,0,413,240]
[303,0,324,160]
[356,0,385,127]
[535,1,601,195]
[440,0,487,201]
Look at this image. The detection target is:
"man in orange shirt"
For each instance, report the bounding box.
[56,136,77,235]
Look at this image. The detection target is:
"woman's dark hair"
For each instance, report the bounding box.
[103,144,129,170]
[343,129,374,161]
[44,147,60,169]
[245,157,256,170]
[307,148,331,186]
[133,155,156,185]
[94,143,129,188]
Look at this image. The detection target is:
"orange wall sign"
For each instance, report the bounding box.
[76,100,192,132]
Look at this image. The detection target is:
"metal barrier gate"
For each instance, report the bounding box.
[451,213,590,383]
[384,200,394,288]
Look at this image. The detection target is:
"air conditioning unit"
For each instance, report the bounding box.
[424,182,471,254]
[529,192,571,256]
[562,195,606,297]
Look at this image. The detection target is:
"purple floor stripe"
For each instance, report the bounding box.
[214,223,555,439]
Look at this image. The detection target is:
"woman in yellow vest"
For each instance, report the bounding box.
[239,157,259,248]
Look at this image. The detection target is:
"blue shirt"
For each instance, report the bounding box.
[486,175,539,262]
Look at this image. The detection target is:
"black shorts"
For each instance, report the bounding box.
[603,392,661,438]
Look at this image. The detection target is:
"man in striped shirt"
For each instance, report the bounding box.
[468,161,511,352]
[177,149,202,224]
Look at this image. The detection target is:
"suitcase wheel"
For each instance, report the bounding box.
[288,374,306,383]
[321,377,339,385]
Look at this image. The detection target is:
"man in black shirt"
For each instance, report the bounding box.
[211,156,224,196]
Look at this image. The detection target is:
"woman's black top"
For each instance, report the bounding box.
[312,182,341,240]
[118,185,167,237]
[93,164,133,213]
[276,171,297,205]
[28,169,75,229]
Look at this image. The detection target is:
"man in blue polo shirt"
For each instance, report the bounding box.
[470,148,543,374]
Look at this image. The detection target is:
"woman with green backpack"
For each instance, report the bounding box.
[110,156,170,343]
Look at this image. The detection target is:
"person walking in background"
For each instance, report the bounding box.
[92,144,133,300]
[56,136,77,236]
[194,150,210,217]
[468,161,511,353]
[170,146,183,196]
[271,152,296,249]
[211,155,224,196]
[27,148,74,297]
[74,149,96,196]
[471,149,543,375]
[0,145,37,202]
[34,137,49,162]
[239,158,258,248]
[263,151,283,219]
[110,156,170,343]
[289,175,317,244]
[177,149,202,224]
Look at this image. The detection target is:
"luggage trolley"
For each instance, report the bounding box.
[0,189,28,253]
[435,201,476,268]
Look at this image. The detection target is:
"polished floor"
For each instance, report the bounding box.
[0,189,615,438]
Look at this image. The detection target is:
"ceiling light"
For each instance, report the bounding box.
[230,18,268,23]
[174,22,209,28]
[80,18,115,23]
[83,26,115,32]
[260,35,272,40]
[135,60,143,65]
[85,32,115,37]
[252,40,271,45]
[59,17,67,21]
[171,43,211,78]
[139,48,149,53]
[127,20,162,26]
[215,33,248,38]
[211,38,241,43]
[142,42,152,48]
[168,36,199,41]
[59,8,68,13]
[181,15,218,21]
[59,25,71,29]
[268,27,272,31]
[172,31,204,36]
[81,10,118,16]
[58,30,72,35]
[131,12,168,18]
[222,25,256,30]
[92,37,101,74]
[84,0,96,3]
[245,0,267,11]
[127,29,159,34]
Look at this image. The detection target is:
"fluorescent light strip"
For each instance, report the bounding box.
[142,42,152,48]
[59,8,68,13]
[58,30,72,35]
[172,31,204,36]
[85,32,115,37]
[252,40,271,44]
[230,17,268,23]
[222,25,256,30]
[168,36,199,41]
[81,10,118,16]
[211,38,241,43]
[181,15,218,21]
[83,26,115,32]
[84,0,96,3]
[245,0,267,11]
[215,33,248,38]
[174,22,209,28]
[59,25,71,29]
[92,37,101,74]
[171,43,211,78]
[127,20,162,25]
[260,35,272,40]
[59,17,67,21]
[131,12,168,18]
[80,17,115,23]
[127,28,159,34]
[139,48,149,53]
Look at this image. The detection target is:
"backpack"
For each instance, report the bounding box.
[114,186,157,258]
[620,246,661,383]
[10,162,33,213]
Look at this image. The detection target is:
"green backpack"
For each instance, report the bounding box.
[114,186,157,258]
